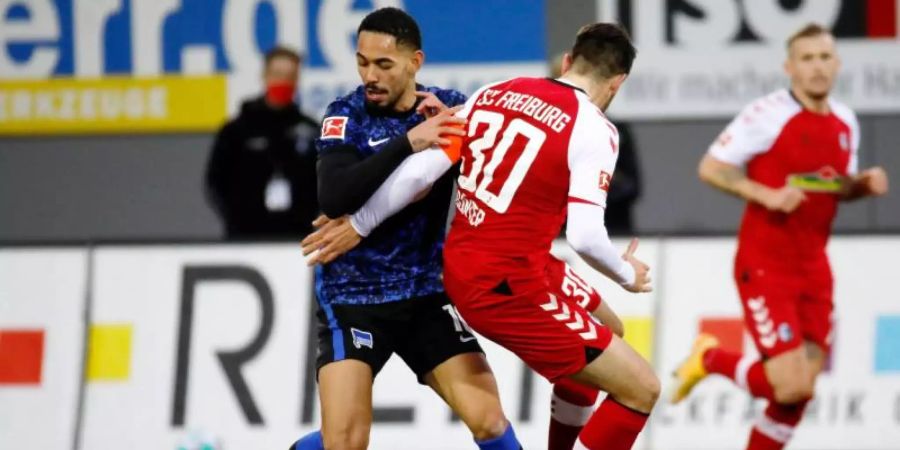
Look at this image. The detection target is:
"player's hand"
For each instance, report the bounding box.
[759,186,806,213]
[622,238,652,293]
[406,105,466,152]
[301,215,362,266]
[414,91,449,118]
[860,166,889,197]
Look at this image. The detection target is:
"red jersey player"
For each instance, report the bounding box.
[309,24,659,450]
[670,23,889,450]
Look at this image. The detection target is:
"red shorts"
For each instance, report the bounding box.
[443,251,611,382]
[734,255,833,358]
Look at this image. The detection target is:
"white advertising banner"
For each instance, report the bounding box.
[0,249,87,450]
[599,0,900,119]
[651,237,900,449]
[4,237,898,449]
[80,245,315,450]
[77,245,562,450]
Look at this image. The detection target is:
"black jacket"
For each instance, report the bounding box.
[605,122,642,235]
[205,97,320,239]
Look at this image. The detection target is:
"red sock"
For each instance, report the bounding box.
[575,398,648,450]
[548,379,599,450]
[746,400,808,450]
[703,349,775,400]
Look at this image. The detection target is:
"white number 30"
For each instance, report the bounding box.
[457,110,547,214]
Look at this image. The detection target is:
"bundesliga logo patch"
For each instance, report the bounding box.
[321,116,348,140]
[599,171,612,192]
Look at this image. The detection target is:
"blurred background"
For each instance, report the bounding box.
[0,1,897,449]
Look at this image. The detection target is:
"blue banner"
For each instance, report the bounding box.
[2,0,546,78]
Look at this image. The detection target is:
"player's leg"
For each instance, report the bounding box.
[289,303,392,450]
[449,268,656,450]
[672,264,811,404]
[318,360,375,450]
[590,299,624,338]
[544,257,610,450]
[745,341,824,450]
[745,271,833,450]
[396,293,521,449]
[548,378,600,450]
[424,353,520,447]
[568,334,660,450]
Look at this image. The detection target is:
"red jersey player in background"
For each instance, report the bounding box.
[306,23,659,450]
[671,23,889,450]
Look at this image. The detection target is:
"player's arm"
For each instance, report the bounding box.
[301,148,458,265]
[565,125,650,293]
[348,91,474,236]
[697,155,804,213]
[316,105,465,218]
[350,149,459,237]
[840,167,889,201]
[700,111,805,213]
[835,117,889,201]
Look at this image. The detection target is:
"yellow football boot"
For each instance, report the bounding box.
[670,333,719,404]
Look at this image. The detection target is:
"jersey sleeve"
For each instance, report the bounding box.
[832,101,861,175]
[315,99,362,154]
[350,151,454,237]
[567,111,618,208]
[564,105,636,288]
[707,104,773,167]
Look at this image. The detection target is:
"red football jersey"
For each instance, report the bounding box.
[444,77,618,289]
[709,89,859,264]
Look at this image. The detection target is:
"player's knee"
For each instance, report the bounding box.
[772,378,814,404]
[322,428,369,450]
[467,409,508,441]
[642,372,661,406]
[627,371,661,412]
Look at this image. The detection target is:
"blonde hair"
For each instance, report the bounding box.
[786,23,831,50]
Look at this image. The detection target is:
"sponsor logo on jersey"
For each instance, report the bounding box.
[599,171,612,192]
[321,116,348,140]
[787,166,843,193]
[368,137,390,147]
[350,328,373,349]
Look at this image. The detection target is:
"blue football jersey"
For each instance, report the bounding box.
[315,84,467,305]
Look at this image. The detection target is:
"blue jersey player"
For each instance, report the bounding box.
[290,8,521,450]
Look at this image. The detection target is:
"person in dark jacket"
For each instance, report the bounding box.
[206,46,320,239]
[604,122,641,235]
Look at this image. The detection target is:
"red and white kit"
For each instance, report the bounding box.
[709,89,859,357]
[441,77,625,382]
[349,77,632,382]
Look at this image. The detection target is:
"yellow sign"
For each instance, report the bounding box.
[86,323,133,382]
[0,75,227,135]
[622,316,654,362]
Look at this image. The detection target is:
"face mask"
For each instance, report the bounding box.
[266,82,296,107]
